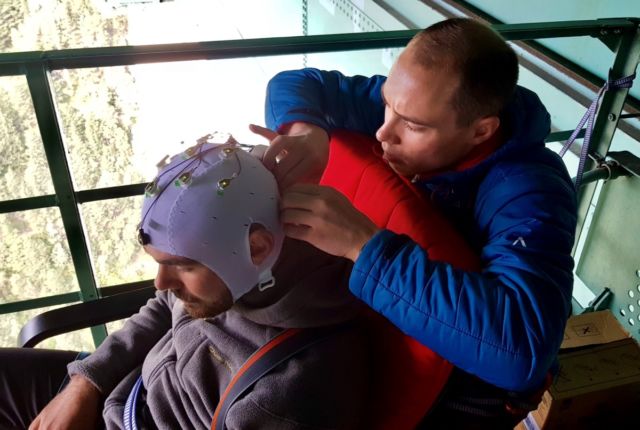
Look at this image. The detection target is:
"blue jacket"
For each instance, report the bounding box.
[264,68,577,392]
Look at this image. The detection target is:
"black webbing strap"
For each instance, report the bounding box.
[211,323,350,430]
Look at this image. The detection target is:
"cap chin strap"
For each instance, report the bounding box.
[257,270,276,292]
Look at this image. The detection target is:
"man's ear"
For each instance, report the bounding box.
[469,115,500,146]
[249,225,274,266]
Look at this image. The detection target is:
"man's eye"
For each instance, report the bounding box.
[176,265,193,273]
[404,121,419,131]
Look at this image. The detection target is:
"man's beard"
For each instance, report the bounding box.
[173,291,231,319]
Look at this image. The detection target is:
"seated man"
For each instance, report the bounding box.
[0,136,368,429]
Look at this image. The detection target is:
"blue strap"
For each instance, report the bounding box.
[559,70,635,190]
[123,375,144,430]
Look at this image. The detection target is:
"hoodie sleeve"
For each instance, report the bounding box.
[349,163,577,392]
[265,68,386,136]
[66,290,172,396]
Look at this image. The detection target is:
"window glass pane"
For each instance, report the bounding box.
[307,0,406,34]
[70,48,396,288]
[51,66,142,190]
[80,196,156,287]
[106,319,127,336]
[1,0,303,53]
[0,76,54,200]
[451,0,640,101]
[307,47,399,77]
[1,0,129,53]
[53,55,305,190]
[37,326,95,352]
[0,207,79,303]
[0,304,94,351]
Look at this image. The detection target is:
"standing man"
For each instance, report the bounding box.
[252,18,577,427]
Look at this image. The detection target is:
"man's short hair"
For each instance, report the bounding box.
[409,18,519,126]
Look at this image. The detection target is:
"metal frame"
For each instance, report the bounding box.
[1,17,639,346]
[572,26,640,251]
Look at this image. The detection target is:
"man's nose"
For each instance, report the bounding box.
[376,117,399,145]
[154,266,178,291]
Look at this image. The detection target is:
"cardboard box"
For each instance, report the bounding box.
[517,311,640,430]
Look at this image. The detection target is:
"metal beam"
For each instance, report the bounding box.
[0,31,416,75]
[0,18,635,76]
[0,185,148,213]
[0,280,154,315]
[0,194,57,214]
[0,291,81,315]
[24,63,107,345]
[75,183,147,204]
[573,24,640,255]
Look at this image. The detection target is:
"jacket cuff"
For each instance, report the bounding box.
[67,359,108,395]
[349,230,412,302]
[271,113,330,134]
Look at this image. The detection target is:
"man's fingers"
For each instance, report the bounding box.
[28,416,40,430]
[249,124,280,168]
[262,136,293,170]
[281,184,324,210]
[249,124,278,141]
[281,206,317,226]
[273,152,305,188]
[279,157,322,189]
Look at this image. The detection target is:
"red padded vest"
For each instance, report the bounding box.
[320,130,481,430]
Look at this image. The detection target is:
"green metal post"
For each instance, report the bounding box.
[24,63,108,346]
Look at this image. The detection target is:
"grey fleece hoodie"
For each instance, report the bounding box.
[68,241,369,429]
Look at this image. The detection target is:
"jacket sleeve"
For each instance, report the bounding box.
[349,165,577,392]
[265,68,386,136]
[67,290,172,396]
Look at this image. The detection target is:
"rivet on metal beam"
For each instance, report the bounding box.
[608,113,617,121]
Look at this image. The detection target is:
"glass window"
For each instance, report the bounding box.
[52,56,307,190]
[0,207,79,303]
[0,76,54,200]
[0,305,94,351]
[106,318,127,336]
[51,66,143,190]
[1,0,304,53]
[306,0,406,34]
[80,196,156,287]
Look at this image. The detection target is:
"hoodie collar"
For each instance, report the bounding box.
[232,239,362,328]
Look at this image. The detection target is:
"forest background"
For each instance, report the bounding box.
[0,0,145,350]
[0,0,397,349]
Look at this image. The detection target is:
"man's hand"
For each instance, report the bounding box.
[281,184,379,262]
[249,122,330,189]
[29,375,101,430]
